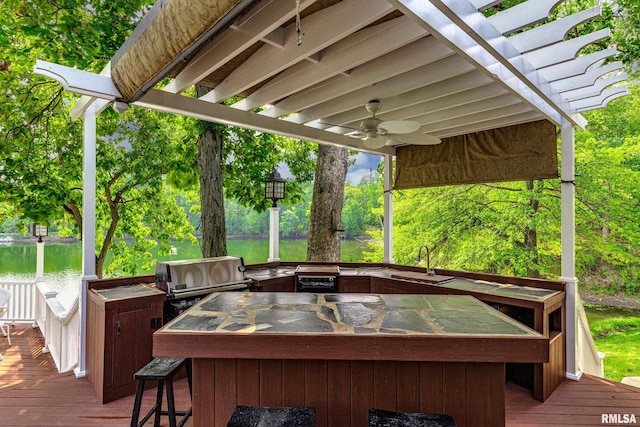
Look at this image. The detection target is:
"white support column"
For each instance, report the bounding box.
[267,206,281,262]
[35,241,45,283]
[383,154,394,264]
[76,103,99,379]
[560,122,580,381]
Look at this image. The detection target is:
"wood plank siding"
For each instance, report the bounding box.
[1,324,639,426]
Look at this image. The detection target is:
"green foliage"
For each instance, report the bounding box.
[342,174,383,237]
[0,0,199,278]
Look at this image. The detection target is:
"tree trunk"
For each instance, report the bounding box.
[196,85,227,258]
[307,145,349,262]
[524,180,540,278]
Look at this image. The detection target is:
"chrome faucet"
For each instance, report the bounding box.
[417,244,435,275]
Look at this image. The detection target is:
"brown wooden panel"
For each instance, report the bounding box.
[543,332,565,400]
[466,363,505,427]
[214,359,237,427]
[443,363,466,426]
[305,360,328,427]
[260,359,283,407]
[339,276,370,293]
[237,359,260,406]
[254,277,295,292]
[396,361,420,412]
[193,358,215,427]
[489,362,506,426]
[328,360,352,426]
[419,362,443,414]
[373,360,397,411]
[111,310,136,389]
[283,359,306,407]
[351,360,374,427]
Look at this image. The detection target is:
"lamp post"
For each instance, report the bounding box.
[30,223,48,283]
[265,169,285,262]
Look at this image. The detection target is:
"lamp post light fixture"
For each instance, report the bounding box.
[265,169,286,208]
[30,223,48,243]
[265,169,286,262]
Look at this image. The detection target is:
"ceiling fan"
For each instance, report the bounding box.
[344,100,441,149]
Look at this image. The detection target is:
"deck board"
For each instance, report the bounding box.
[1,324,639,426]
[0,324,192,426]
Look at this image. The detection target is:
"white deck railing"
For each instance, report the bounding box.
[577,295,605,377]
[0,280,37,322]
[1,279,79,373]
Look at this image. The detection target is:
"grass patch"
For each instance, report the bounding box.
[591,327,640,382]
[590,317,640,339]
[588,315,640,382]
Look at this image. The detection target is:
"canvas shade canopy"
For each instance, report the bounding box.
[34,0,628,380]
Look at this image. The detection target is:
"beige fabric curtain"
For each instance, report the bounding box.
[394,120,558,189]
[111,0,241,101]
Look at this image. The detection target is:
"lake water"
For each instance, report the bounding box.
[0,237,370,307]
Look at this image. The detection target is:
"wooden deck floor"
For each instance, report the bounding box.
[1,324,638,426]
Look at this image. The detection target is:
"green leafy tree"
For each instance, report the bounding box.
[0,0,199,278]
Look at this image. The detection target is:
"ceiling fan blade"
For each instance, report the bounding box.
[363,136,388,149]
[385,132,441,146]
[378,120,420,135]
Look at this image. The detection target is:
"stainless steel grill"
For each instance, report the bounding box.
[156,256,253,322]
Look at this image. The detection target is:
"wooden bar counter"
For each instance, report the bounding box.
[153,292,548,427]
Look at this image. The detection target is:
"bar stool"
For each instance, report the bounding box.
[130,357,192,427]
[226,406,316,427]
[368,408,457,427]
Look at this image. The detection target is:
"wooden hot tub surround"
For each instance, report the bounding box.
[153,291,548,427]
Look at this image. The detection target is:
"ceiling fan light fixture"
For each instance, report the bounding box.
[363,136,387,149]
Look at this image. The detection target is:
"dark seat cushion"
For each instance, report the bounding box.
[227,406,315,427]
[368,408,457,427]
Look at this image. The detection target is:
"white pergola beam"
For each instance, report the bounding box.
[538,49,617,83]
[420,103,534,134]
[321,74,500,129]
[34,60,121,100]
[570,87,630,111]
[523,29,610,69]
[508,7,601,53]
[389,0,570,127]
[163,0,317,94]
[562,74,627,102]
[432,111,543,138]
[487,0,562,35]
[262,37,454,119]
[575,90,630,113]
[136,89,394,155]
[552,62,624,93]
[287,55,473,125]
[199,0,394,104]
[231,16,428,111]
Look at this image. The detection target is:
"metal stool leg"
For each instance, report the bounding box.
[153,380,164,427]
[130,379,146,427]
[166,379,178,427]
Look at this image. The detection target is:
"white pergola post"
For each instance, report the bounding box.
[560,122,580,381]
[383,154,394,264]
[267,207,281,262]
[76,103,99,379]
